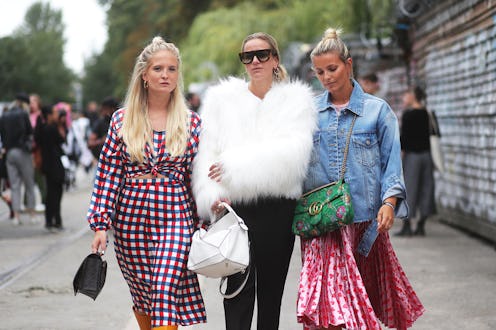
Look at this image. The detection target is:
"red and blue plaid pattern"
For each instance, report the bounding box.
[87,109,206,326]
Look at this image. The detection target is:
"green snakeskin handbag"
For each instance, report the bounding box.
[292,115,357,239]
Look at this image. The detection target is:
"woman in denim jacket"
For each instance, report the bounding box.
[297,28,425,330]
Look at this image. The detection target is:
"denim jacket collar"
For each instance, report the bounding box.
[316,79,365,117]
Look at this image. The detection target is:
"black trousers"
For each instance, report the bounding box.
[45,174,63,228]
[224,197,296,330]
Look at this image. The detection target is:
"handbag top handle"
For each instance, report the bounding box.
[339,114,357,181]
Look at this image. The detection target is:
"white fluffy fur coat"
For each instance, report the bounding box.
[192,77,317,219]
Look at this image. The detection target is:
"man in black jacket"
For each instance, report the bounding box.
[0,93,37,225]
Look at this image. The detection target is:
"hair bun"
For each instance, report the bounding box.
[323,28,341,40]
[152,36,165,45]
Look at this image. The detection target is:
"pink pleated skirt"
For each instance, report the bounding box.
[297,221,425,330]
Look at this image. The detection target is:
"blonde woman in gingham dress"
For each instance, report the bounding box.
[87,37,206,330]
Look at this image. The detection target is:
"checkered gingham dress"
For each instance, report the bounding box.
[87,109,206,327]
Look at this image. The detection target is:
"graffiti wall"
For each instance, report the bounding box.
[411,0,496,240]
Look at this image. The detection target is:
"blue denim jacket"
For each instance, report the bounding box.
[304,81,408,255]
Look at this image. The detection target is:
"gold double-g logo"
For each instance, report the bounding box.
[308,202,323,215]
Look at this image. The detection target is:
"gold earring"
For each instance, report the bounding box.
[143,80,148,89]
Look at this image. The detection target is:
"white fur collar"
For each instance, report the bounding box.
[192,77,317,219]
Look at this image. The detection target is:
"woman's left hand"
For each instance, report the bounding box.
[377,204,395,233]
[208,162,224,182]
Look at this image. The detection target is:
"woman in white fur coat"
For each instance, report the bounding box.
[192,32,316,330]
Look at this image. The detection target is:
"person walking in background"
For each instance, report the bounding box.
[192,32,316,330]
[88,36,206,330]
[30,93,46,207]
[70,111,94,173]
[185,92,201,112]
[35,105,66,231]
[358,72,380,95]
[0,93,37,225]
[297,28,424,330]
[87,96,119,161]
[396,86,436,237]
[0,139,14,220]
[83,100,100,129]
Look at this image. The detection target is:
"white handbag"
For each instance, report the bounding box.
[187,202,250,279]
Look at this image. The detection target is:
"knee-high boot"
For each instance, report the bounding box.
[134,310,151,330]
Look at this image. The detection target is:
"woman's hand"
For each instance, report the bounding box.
[210,198,231,215]
[208,162,224,183]
[377,201,396,233]
[91,230,107,255]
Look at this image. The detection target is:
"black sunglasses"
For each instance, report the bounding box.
[238,49,273,64]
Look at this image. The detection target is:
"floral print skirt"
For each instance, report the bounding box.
[297,221,425,330]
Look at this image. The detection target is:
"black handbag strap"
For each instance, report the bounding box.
[339,114,357,180]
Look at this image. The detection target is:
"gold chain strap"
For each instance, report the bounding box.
[339,114,357,181]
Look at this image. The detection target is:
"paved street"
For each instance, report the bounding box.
[0,169,495,329]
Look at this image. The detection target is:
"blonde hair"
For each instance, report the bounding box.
[241,32,288,82]
[311,28,352,74]
[122,36,189,162]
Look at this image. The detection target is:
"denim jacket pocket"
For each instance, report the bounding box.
[352,133,379,167]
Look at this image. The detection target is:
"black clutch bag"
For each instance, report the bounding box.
[73,253,107,300]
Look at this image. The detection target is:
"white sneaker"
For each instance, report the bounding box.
[12,218,21,226]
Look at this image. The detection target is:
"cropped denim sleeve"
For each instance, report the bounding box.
[377,104,408,219]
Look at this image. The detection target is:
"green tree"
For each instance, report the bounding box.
[84,0,396,101]
[0,36,32,97]
[81,51,117,107]
[85,0,217,102]
[0,2,74,103]
[181,1,354,86]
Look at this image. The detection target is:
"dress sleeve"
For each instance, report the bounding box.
[185,112,202,227]
[87,111,124,231]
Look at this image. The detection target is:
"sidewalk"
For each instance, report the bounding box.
[0,170,495,329]
[126,216,496,330]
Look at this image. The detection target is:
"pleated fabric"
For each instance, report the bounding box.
[297,221,424,330]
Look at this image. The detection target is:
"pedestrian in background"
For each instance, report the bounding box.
[30,93,46,206]
[83,100,99,129]
[396,86,436,236]
[88,36,206,330]
[192,32,316,330]
[358,72,380,95]
[185,92,201,112]
[70,111,94,173]
[0,93,37,225]
[35,105,66,231]
[87,96,119,160]
[297,27,424,330]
